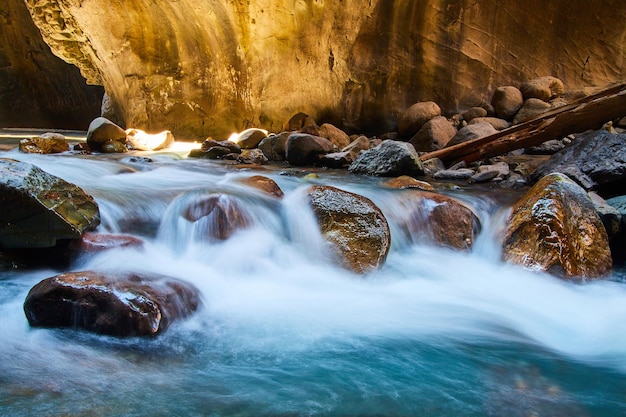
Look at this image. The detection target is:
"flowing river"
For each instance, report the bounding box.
[1,136,625,416]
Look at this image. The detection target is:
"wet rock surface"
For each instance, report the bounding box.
[0,158,100,249]
[23,271,201,337]
[348,140,424,177]
[307,185,390,274]
[502,173,612,279]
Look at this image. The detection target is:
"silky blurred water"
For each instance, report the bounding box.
[1,146,625,416]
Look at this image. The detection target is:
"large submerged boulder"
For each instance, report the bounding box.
[0,158,100,249]
[502,173,612,279]
[307,185,390,274]
[23,271,201,337]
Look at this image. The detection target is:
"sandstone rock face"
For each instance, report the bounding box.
[0,158,100,248]
[307,185,390,274]
[19,1,626,138]
[23,271,201,337]
[0,0,103,129]
[502,173,612,279]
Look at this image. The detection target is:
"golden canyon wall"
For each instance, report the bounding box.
[21,0,626,138]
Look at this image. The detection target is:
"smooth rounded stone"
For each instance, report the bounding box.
[201,139,241,154]
[342,135,370,154]
[462,106,488,122]
[237,148,268,165]
[307,185,390,274]
[101,140,128,153]
[391,191,480,250]
[0,158,100,249]
[125,128,174,151]
[468,169,499,183]
[421,157,446,176]
[530,131,626,196]
[284,112,318,132]
[233,128,268,149]
[238,175,284,198]
[397,101,441,138]
[23,271,201,337]
[409,116,457,152]
[181,193,252,241]
[19,133,70,154]
[525,139,568,155]
[520,76,565,102]
[588,192,621,235]
[318,123,351,149]
[512,98,552,124]
[74,232,145,252]
[469,117,511,131]
[446,122,498,147]
[502,173,612,279]
[189,146,232,159]
[348,140,424,177]
[258,132,290,161]
[86,117,127,151]
[285,133,335,166]
[491,86,524,120]
[433,168,475,180]
[383,176,435,191]
[477,161,510,179]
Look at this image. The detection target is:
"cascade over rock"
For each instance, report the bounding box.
[18,0,626,138]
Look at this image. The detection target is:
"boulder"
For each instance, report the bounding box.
[258,132,290,161]
[101,140,128,153]
[19,133,70,154]
[462,107,488,122]
[285,133,335,166]
[348,140,424,177]
[233,128,268,149]
[318,151,356,168]
[397,101,441,138]
[181,193,252,241]
[201,139,241,154]
[525,138,569,155]
[520,76,565,102]
[0,158,100,249]
[238,175,284,198]
[125,128,174,151]
[491,86,524,120]
[409,116,457,152]
[512,98,552,124]
[422,157,446,176]
[237,148,268,164]
[86,117,127,151]
[383,176,435,191]
[530,131,626,196]
[433,168,475,180]
[189,146,232,159]
[318,123,351,149]
[391,191,480,250]
[588,192,621,236]
[342,135,370,154]
[446,122,498,147]
[23,271,201,337]
[469,117,511,131]
[502,173,612,278]
[307,185,390,273]
[284,112,318,132]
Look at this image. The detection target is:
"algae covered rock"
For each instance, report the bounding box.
[502,173,612,279]
[307,185,390,274]
[0,158,100,249]
[24,271,201,337]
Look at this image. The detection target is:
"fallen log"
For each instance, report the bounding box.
[420,82,626,166]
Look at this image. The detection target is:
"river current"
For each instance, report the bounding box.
[1,137,625,416]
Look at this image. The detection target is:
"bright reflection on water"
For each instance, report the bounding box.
[1,148,626,417]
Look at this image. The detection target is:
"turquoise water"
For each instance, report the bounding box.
[1,147,625,416]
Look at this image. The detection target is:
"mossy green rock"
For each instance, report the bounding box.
[0,158,100,248]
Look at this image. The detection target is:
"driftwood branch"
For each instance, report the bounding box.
[420,82,626,166]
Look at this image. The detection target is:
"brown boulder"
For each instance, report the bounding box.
[125,128,174,151]
[258,132,290,161]
[446,122,498,147]
[19,133,70,154]
[520,76,565,102]
[0,158,100,249]
[391,191,480,250]
[512,98,552,124]
[182,193,252,241]
[284,112,318,132]
[409,116,457,152]
[23,271,201,337]
[383,176,435,191]
[285,133,335,166]
[237,148,268,165]
[238,175,284,198]
[491,86,524,120]
[469,117,511,131]
[397,101,441,138]
[307,185,390,273]
[502,173,612,278]
[86,117,127,151]
[318,123,351,149]
[462,107,488,122]
[233,128,268,149]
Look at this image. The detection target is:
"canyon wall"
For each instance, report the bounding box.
[0,0,103,129]
[18,0,626,138]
